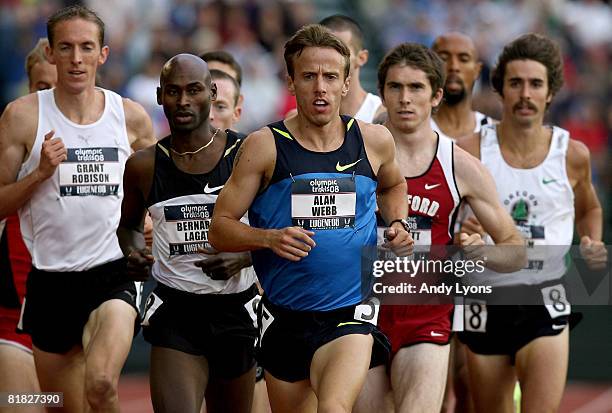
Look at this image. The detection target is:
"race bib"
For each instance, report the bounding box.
[59,147,121,196]
[464,298,487,333]
[541,284,571,319]
[354,297,380,325]
[141,292,163,326]
[407,215,432,246]
[164,203,214,256]
[517,223,546,271]
[291,178,356,230]
[259,303,275,343]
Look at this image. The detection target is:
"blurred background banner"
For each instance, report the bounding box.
[1,0,610,387]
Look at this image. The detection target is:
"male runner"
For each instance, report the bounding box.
[209,69,242,132]
[118,54,258,413]
[356,42,524,413]
[319,15,385,122]
[457,33,606,413]
[431,31,495,412]
[209,24,412,413]
[0,38,56,413]
[0,6,154,412]
[431,32,494,139]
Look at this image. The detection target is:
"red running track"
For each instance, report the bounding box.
[118,375,612,413]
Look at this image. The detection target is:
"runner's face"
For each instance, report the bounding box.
[159,63,216,132]
[433,34,481,104]
[383,64,442,133]
[288,47,349,127]
[210,77,240,130]
[29,61,58,92]
[501,59,551,126]
[47,18,107,94]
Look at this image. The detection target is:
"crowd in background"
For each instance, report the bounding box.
[0,0,610,237]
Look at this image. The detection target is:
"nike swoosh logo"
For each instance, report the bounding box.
[203,183,224,194]
[337,321,362,328]
[542,178,557,185]
[551,324,566,330]
[430,331,444,337]
[224,139,241,157]
[336,158,363,172]
[425,183,441,190]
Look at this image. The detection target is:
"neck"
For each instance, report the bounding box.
[433,97,475,135]
[53,86,102,124]
[497,118,548,155]
[385,119,437,154]
[290,112,344,152]
[340,78,368,117]
[170,122,217,153]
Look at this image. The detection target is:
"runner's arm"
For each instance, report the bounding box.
[0,96,64,218]
[362,122,408,224]
[568,140,602,241]
[454,146,526,271]
[209,129,316,261]
[117,147,155,255]
[124,98,156,151]
[209,129,277,252]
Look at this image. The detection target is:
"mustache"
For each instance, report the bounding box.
[513,100,538,112]
[445,75,465,87]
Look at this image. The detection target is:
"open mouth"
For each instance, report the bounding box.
[313,99,329,113]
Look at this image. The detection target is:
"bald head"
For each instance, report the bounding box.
[431,32,482,105]
[432,32,478,60]
[158,53,217,133]
[160,53,211,86]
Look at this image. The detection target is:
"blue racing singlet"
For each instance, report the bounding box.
[249,116,378,311]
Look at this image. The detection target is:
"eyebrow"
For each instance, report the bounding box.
[508,76,545,82]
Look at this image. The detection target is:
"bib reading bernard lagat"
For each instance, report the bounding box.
[146,132,255,295]
[249,116,378,311]
[16,88,131,272]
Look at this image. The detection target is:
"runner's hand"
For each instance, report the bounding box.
[460,216,486,237]
[37,130,67,180]
[382,226,414,257]
[580,236,607,271]
[127,248,154,281]
[460,232,486,261]
[195,250,251,280]
[266,227,315,261]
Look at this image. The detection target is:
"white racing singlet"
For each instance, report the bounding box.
[17,88,130,271]
[147,133,256,294]
[354,93,382,123]
[472,124,574,286]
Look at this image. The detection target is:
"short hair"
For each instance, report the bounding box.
[378,42,445,99]
[319,14,364,51]
[211,69,240,106]
[25,38,51,81]
[284,24,350,80]
[47,5,105,47]
[491,33,564,98]
[200,50,243,86]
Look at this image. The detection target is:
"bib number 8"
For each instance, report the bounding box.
[464,298,487,332]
